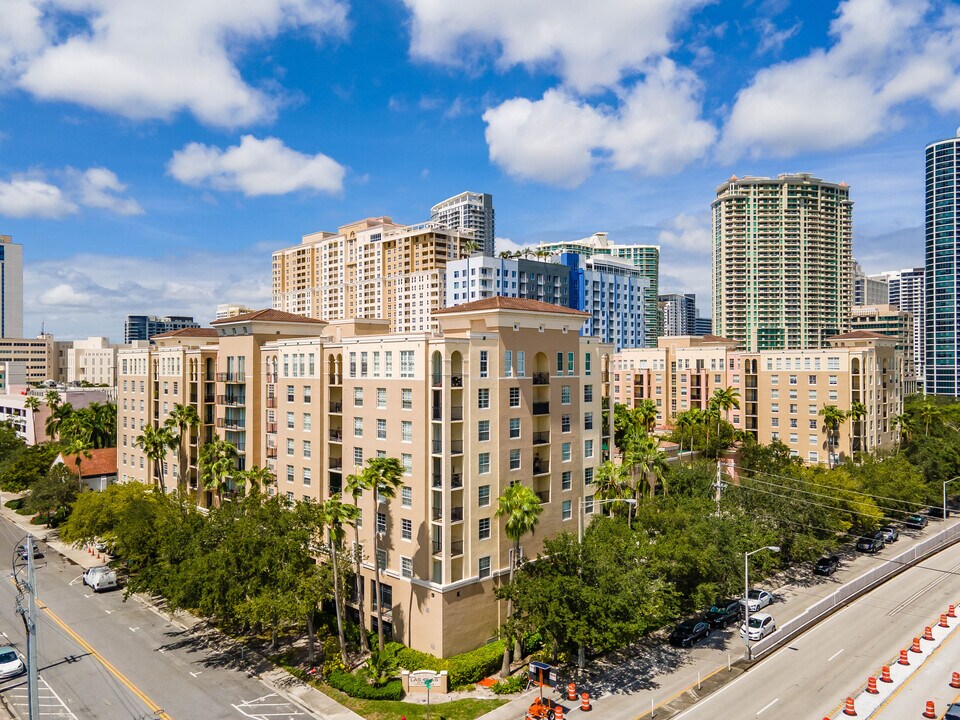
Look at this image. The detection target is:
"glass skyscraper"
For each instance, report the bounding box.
[925,131,960,396]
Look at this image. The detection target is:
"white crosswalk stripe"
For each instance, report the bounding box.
[2,675,78,719]
[232,692,312,719]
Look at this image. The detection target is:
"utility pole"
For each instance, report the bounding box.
[14,535,39,720]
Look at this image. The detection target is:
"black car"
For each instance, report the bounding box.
[927,506,950,518]
[668,619,711,648]
[813,555,840,576]
[856,536,884,553]
[704,600,741,629]
[17,543,43,560]
[905,514,928,529]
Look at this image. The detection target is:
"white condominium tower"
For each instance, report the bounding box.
[712,173,854,352]
[430,192,495,256]
[0,235,23,338]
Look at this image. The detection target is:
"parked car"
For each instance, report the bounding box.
[905,514,928,529]
[82,566,118,592]
[927,506,950,518]
[813,555,840,576]
[0,646,24,679]
[878,526,899,543]
[945,703,960,720]
[704,600,742,629]
[739,613,777,641]
[17,543,43,560]
[668,619,711,648]
[856,536,884,553]
[740,589,774,612]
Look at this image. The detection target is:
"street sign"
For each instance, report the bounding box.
[423,678,432,689]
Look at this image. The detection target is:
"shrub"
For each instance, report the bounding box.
[491,674,527,695]
[389,640,506,687]
[326,670,403,700]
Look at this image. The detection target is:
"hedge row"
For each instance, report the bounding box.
[326,670,404,700]
[389,640,506,687]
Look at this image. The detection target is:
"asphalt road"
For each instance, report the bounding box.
[0,515,318,720]
[673,536,960,719]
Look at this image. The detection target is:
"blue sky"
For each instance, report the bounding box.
[0,0,958,339]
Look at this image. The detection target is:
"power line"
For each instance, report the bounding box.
[726,480,891,522]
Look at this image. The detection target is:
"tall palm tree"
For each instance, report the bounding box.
[593,460,630,505]
[460,239,481,256]
[344,470,372,654]
[320,494,360,666]
[624,432,669,498]
[197,438,238,506]
[135,425,176,493]
[63,437,93,482]
[635,399,658,433]
[165,403,201,496]
[673,411,694,460]
[237,465,275,495]
[847,402,868,454]
[495,482,543,676]
[916,401,941,436]
[23,396,40,412]
[893,412,915,453]
[44,390,61,411]
[45,402,74,441]
[710,386,741,435]
[360,456,404,652]
[818,404,847,468]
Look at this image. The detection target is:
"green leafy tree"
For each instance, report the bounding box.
[44,391,61,411]
[495,482,543,676]
[62,437,94,481]
[710,386,741,434]
[0,443,59,492]
[135,425,176,493]
[45,402,74,441]
[164,403,200,496]
[623,428,669,499]
[635,399,658,433]
[27,463,83,524]
[236,465,275,496]
[197,438,238,505]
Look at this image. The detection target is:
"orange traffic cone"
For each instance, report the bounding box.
[555,706,564,720]
[580,693,592,712]
[567,683,577,701]
[899,649,910,665]
[843,696,856,716]
[924,626,935,641]
[923,700,936,718]
[866,676,878,694]
[911,637,923,653]
[87,546,92,554]
[880,665,893,683]
[96,551,101,560]
[949,604,957,618]
[941,614,950,628]
[951,672,960,689]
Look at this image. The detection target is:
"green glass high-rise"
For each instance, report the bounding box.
[925,131,960,396]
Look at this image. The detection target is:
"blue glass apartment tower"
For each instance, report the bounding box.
[925,131,960,396]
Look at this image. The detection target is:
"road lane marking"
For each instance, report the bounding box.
[828,649,844,661]
[756,698,778,715]
[129,626,140,632]
[36,600,171,719]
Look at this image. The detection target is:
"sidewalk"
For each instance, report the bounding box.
[0,493,364,720]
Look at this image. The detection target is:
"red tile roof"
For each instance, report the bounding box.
[151,327,219,339]
[434,297,590,317]
[210,309,327,325]
[59,448,117,477]
[829,330,891,340]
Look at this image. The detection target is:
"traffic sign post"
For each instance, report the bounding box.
[424,677,432,720]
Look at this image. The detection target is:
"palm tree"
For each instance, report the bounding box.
[635,399,658,433]
[624,432,669,498]
[165,403,201,496]
[44,390,61,411]
[847,402,867,454]
[461,239,481,256]
[916,401,941,436]
[45,402,74,441]
[495,482,543,676]
[710,386,741,435]
[197,438,238,505]
[23,396,40,412]
[63,437,93,482]
[673,411,695,460]
[360,456,404,652]
[320,494,360,667]
[818,404,847,467]
[344,470,372,654]
[592,460,632,523]
[893,412,915,453]
[135,425,176,492]
[237,465,275,495]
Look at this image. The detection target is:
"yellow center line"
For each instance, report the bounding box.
[37,598,171,719]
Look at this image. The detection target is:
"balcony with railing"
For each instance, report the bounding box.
[450,374,463,388]
[266,447,277,459]
[432,439,443,454]
[203,393,215,403]
[535,490,550,504]
[532,372,550,385]
[266,422,277,433]
[432,406,442,421]
[450,439,463,455]
[329,429,342,442]
[432,473,442,489]
[532,431,550,445]
[432,539,442,555]
[432,374,442,388]
[266,396,277,408]
[450,540,464,556]
[450,506,463,522]
[432,506,443,521]
[329,401,342,413]
[216,418,245,430]
[451,472,463,489]
[329,457,343,470]
[217,395,245,406]
[329,373,342,386]
[532,458,549,476]
[450,406,463,421]
[216,371,245,383]
[532,402,550,415]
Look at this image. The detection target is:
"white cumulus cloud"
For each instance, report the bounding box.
[9,0,349,127]
[168,135,346,196]
[403,0,708,93]
[483,61,715,186]
[0,178,78,218]
[0,166,141,219]
[70,167,144,216]
[721,0,960,158]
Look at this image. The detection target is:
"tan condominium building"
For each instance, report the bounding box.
[712,173,854,351]
[849,304,916,395]
[118,299,611,657]
[615,331,902,465]
[272,217,473,334]
[0,334,62,384]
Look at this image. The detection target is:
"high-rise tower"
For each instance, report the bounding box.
[430,192,495,256]
[0,236,23,338]
[712,173,854,351]
[925,130,960,396]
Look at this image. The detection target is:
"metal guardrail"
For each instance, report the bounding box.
[752,520,960,660]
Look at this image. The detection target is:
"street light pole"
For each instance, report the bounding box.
[743,545,780,662]
[944,476,960,520]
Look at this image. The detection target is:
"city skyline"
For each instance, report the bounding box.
[0,0,957,339]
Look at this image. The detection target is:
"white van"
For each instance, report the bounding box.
[82,566,118,592]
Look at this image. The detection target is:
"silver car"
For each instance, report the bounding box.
[740,589,774,612]
[0,646,25,679]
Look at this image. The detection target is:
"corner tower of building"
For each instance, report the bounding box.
[0,235,23,338]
